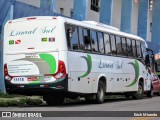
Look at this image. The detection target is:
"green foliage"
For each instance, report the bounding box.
[17,99,27,106]
[25,98,43,105]
[0,92,23,98]
[0,100,9,107]
[0,98,43,107]
[7,100,19,106]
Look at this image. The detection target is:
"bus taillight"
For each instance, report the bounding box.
[27,17,36,20]
[4,64,11,81]
[52,17,57,19]
[53,60,66,79]
[4,64,8,76]
[8,21,12,23]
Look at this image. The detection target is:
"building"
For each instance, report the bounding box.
[15,0,160,53]
[15,0,154,44]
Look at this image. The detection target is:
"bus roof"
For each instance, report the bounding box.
[7,16,146,44]
[64,17,145,42]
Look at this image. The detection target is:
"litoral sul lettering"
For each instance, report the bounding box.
[10,28,38,36]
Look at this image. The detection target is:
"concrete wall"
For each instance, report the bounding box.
[56,0,73,17]
[16,0,40,7]
[15,0,152,39]
[112,0,121,28]
[17,0,99,21]
[132,1,139,35]
[87,0,99,21]
[147,9,152,42]
[56,0,99,21]
[14,0,138,34]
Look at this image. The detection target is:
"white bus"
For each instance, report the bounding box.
[3,16,152,105]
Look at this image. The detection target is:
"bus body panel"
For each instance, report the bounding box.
[6,52,59,84]
[68,51,150,93]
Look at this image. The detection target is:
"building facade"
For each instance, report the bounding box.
[16,0,153,43]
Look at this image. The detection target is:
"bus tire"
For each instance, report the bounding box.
[146,86,153,98]
[43,95,64,106]
[132,81,144,100]
[95,81,105,104]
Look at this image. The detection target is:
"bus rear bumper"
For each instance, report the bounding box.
[5,76,68,95]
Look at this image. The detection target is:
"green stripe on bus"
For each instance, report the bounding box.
[39,54,57,74]
[126,60,139,87]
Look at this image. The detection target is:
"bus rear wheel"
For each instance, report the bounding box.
[85,81,105,104]
[95,81,105,104]
[132,82,144,99]
[43,94,64,106]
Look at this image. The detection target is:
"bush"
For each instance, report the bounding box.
[18,99,27,106]
[0,98,43,107]
[0,100,8,107]
[7,100,19,106]
[0,93,11,98]
[25,98,43,106]
[0,93,23,98]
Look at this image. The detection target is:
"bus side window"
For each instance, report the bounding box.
[127,38,133,57]
[65,24,79,50]
[136,41,142,59]
[110,35,117,55]
[83,29,92,51]
[65,24,71,48]
[78,27,85,50]
[116,36,122,55]
[141,42,147,60]
[97,32,104,54]
[121,37,127,56]
[90,30,98,52]
[104,33,111,54]
[132,40,137,58]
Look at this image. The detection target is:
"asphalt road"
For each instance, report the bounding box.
[0,95,160,120]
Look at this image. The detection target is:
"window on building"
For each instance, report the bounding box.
[91,0,99,12]
[70,9,73,18]
[104,33,111,54]
[60,8,64,15]
[97,32,104,53]
[150,22,152,32]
